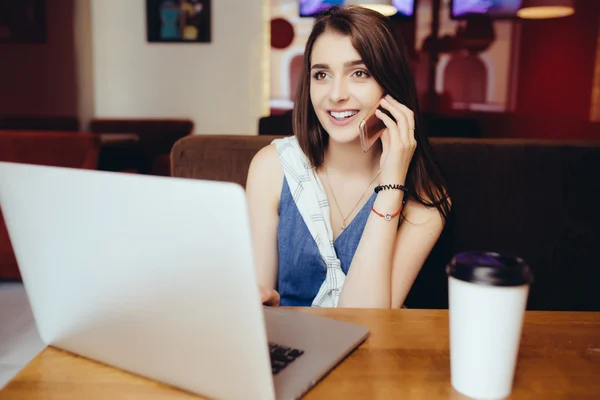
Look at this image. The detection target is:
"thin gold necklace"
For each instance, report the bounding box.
[324,165,381,230]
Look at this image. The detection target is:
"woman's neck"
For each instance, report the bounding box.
[322,138,381,177]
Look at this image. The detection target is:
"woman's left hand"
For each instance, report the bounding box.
[375,94,417,186]
[260,285,280,307]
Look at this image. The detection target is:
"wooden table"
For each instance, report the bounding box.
[1,309,599,399]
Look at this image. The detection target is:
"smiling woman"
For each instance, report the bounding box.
[246,5,451,309]
[310,49,384,138]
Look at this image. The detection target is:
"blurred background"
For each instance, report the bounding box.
[0,0,597,143]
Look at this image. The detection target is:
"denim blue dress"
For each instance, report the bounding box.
[276,177,377,306]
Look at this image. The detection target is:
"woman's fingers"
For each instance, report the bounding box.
[260,285,280,306]
[260,286,269,302]
[267,290,281,306]
[375,108,400,151]
[384,95,415,125]
[374,96,417,184]
[379,95,415,144]
[379,123,391,152]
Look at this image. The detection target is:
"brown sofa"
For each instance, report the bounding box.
[171,134,600,311]
[0,130,100,280]
[0,115,80,131]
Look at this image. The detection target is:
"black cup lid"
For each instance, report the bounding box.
[446,251,533,287]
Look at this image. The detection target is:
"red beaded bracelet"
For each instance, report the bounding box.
[371,205,403,221]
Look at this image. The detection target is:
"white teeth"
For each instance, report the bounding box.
[330,110,357,120]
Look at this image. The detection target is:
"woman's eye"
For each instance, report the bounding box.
[313,71,327,80]
[353,70,370,78]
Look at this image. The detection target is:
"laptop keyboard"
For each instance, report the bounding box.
[268,342,304,375]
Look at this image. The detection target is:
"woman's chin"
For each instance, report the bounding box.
[323,124,361,145]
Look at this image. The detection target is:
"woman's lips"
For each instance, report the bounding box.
[327,110,359,127]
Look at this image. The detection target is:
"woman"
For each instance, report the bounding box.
[247,6,451,308]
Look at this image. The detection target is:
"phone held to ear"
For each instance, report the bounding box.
[359,99,395,153]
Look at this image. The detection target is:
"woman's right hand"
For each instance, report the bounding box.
[260,285,280,307]
[376,94,417,186]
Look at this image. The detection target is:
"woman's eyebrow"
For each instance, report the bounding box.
[310,60,365,70]
[344,60,365,67]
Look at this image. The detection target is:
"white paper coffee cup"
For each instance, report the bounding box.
[447,252,533,400]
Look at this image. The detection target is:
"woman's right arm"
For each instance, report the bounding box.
[245,144,283,293]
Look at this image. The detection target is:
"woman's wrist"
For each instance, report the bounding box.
[373,188,404,207]
[374,183,408,194]
[372,190,404,223]
[373,170,409,213]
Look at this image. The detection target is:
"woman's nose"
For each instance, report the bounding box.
[329,79,349,103]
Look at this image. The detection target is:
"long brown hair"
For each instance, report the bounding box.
[293,5,451,221]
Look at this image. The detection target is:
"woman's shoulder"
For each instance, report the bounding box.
[247,143,284,201]
[249,135,304,174]
[250,143,283,173]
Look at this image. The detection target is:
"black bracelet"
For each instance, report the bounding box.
[374,184,408,194]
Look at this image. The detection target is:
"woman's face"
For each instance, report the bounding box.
[309,30,384,145]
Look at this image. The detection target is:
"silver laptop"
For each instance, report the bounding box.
[0,161,369,400]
